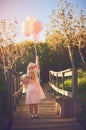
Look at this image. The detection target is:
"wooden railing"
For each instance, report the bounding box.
[49,67,78,116]
[7,69,23,120]
[49,68,72,97]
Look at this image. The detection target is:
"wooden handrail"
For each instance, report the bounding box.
[49,82,72,98]
[49,68,72,77]
[49,68,77,97]
[7,69,23,120]
[13,87,23,97]
[49,67,78,116]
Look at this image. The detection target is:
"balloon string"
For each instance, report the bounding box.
[34,43,37,56]
[34,43,41,82]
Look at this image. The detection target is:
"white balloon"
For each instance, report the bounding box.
[26,16,36,23]
[21,20,34,35]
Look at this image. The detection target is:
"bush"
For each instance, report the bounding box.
[0,82,8,114]
[0,70,8,115]
[59,69,86,93]
[58,78,72,91]
[77,69,86,93]
[78,77,86,93]
[64,78,72,91]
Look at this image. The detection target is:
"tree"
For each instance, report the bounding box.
[46,0,86,67]
[0,19,23,80]
[75,10,86,64]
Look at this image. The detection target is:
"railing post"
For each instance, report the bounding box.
[49,71,51,83]
[72,67,78,116]
[49,71,52,92]
[52,73,54,84]
[7,69,14,121]
[62,72,64,90]
[56,73,58,87]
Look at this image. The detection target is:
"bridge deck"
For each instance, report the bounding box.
[12,83,84,130]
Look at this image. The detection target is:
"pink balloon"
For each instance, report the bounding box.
[33,21,43,33]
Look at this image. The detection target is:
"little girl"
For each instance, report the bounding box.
[21,56,46,118]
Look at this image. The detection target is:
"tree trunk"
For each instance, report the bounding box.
[67,44,75,68]
[78,47,85,64]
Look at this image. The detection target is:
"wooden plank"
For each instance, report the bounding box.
[12,117,84,130]
[49,82,72,98]
[13,117,77,123]
[49,71,58,77]
[50,69,72,77]
[64,71,72,77]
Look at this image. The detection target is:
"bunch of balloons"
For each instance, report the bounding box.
[21,16,43,42]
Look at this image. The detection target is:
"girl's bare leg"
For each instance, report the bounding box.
[29,104,34,117]
[34,104,38,117]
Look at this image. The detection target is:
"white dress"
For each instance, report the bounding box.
[25,78,46,104]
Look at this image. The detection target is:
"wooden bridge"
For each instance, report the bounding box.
[6,68,84,130]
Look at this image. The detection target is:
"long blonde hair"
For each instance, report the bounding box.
[27,62,38,81]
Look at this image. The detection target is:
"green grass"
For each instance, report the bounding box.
[58,78,72,91]
[78,77,86,93]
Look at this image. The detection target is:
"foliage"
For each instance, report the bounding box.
[78,69,86,93]
[58,69,86,93]
[0,39,72,83]
[64,78,72,91]
[46,0,86,66]
[0,73,8,114]
[0,69,7,93]
[0,19,20,79]
[78,88,86,128]
[0,19,35,80]
[16,41,36,72]
[58,78,72,91]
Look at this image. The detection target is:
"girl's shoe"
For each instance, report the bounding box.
[34,114,38,118]
[30,114,34,118]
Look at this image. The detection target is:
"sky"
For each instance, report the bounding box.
[0,0,86,42]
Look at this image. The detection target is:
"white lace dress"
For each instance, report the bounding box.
[25,78,46,104]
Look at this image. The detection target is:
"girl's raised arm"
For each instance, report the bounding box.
[35,56,39,70]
